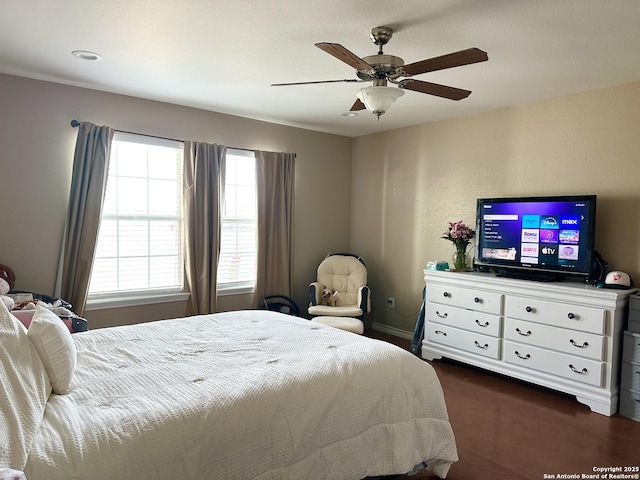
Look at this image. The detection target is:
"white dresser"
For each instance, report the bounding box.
[422,270,638,416]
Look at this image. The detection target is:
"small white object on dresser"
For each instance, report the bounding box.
[619,294,640,421]
[422,270,638,416]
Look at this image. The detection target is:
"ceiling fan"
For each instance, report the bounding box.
[272,26,488,119]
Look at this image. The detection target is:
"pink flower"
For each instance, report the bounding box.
[442,220,476,249]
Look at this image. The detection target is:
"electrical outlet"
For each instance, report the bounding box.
[387,297,395,309]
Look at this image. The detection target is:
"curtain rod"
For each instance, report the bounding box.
[70,119,256,153]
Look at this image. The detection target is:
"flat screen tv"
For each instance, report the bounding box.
[474,195,597,281]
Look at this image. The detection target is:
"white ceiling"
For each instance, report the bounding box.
[1,1,639,138]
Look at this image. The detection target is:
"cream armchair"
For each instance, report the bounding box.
[308,253,371,323]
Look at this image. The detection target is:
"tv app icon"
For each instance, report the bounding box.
[539,245,558,263]
[558,244,579,261]
[541,216,559,229]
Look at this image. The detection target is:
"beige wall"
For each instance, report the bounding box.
[0,74,352,328]
[2,74,638,333]
[352,82,640,333]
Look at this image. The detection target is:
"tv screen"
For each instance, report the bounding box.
[474,195,597,280]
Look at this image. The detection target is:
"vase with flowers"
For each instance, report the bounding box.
[442,220,476,271]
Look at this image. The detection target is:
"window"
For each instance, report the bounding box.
[218,149,257,293]
[88,132,184,301]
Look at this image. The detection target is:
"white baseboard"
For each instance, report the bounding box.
[371,322,414,340]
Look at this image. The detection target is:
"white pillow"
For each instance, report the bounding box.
[27,305,77,395]
[0,468,26,480]
[0,301,51,471]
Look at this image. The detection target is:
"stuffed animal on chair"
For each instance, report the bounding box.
[321,288,339,307]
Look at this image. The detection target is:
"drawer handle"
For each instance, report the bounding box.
[474,341,489,349]
[443,292,451,298]
[474,297,481,303]
[569,339,589,348]
[515,351,531,360]
[567,312,576,319]
[436,311,448,319]
[525,306,534,313]
[569,364,588,375]
[475,320,489,327]
[435,330,447,336]
[516,328,532,336]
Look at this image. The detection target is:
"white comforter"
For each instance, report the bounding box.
[24,310,457,479]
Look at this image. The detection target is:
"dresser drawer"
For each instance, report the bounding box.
[503,318,604,360]
[426,322,501,359]
[619,388,640,421]
[629,296,640,333]
[427,302,502,337]
[623,331,640,363]
[426,283,503,315]
[630,294,640,314]
[621,361,640,391]
[505,296,605,334]
[503,340,604,387]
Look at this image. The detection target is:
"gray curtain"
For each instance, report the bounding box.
[183,141,227,315]
[253,151,296,307]
[59,122,114,315]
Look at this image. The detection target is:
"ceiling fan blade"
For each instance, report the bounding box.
[350,99,366,111]
[402,47,488,76]
[271,79,360,86]
[400,80,472,100]
[315,42,373,71]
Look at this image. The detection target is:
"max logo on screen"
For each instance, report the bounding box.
[561,216,580,226]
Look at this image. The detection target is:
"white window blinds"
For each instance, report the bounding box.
[218,149,257,292]
[88,132,184,297]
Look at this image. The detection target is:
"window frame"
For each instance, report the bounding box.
[217,148,257,295]
[86,132,187,309]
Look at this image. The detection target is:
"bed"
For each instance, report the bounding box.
[1,304,458,480]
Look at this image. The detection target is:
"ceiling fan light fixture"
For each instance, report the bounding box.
[356,86,404,119]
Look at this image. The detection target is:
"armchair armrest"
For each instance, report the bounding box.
[357,286,371,313]
[309,282,325,306]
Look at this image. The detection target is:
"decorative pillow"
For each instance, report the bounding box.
[0,301,51,471]
[0,468,26,480]
[27,305,77,395]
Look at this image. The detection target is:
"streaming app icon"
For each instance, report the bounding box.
[521,243,539,258]
[560,215,580,228]
[541,216,559,229]
[522,215,541,229]
[559,230,579,244]
[521,229,539,243]
[540,229,559,244]
[558,244,579,260]
[539,245,558,264]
